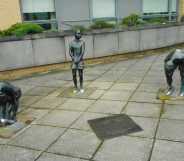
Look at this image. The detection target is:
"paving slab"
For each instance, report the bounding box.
[25,86,57,96]
[157,119,184,142]
[128,117,158,138]
[37,110,82,127]
[71,112,108,131]
[88,81,113,90]
[9,125,65,151]
[110,83,138,91]
[137,83,161,93]
[88,90,106,99]
[150,140,184,161]
[101,90,133,101]
[37,152,87,161]
[130,92,161,104]
[31,97,66,109]
[20,96,43,106]
[162,104,184,120]
[58,98,95,111]
[123,102,161,118]
[48,129,101,159]
[0,145,41,161]
[88,100,126,114]
[94,136,153,161]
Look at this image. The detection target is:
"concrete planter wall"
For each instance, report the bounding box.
[0,24,184,71]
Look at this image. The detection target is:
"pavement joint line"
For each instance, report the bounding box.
[128,100,162,105]
[156,138,184,144]
[147,98,165,161]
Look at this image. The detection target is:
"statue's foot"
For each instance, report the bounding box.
[165,86,175,96]
[73,89,78,94]
[80,89,84,93]
[179,92,184,97]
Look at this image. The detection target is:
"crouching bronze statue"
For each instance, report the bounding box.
[69,30,85,93]
[0,82,21,125]
[164,49,184,96]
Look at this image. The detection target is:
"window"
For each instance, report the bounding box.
[143,0,168,13]
[92,0,116,19]
[21,0,57,30]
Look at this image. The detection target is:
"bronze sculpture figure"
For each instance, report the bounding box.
[0,81,21,125]
[164,49,184,96]
[69,30,85,93]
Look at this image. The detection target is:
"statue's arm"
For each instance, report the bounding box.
[78,41,85,62]
[69,43,74,60]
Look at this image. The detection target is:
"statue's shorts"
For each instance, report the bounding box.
[71,61,84,70]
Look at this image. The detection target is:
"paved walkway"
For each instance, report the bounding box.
[1,52,184,161]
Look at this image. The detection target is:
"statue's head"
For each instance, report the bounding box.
[75,30,82,40]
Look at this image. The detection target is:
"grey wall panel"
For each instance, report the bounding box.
[0,40,34,71]
[140,29,158,50]
[94,33,119,57]
[55,0,90,29]
[157,28,167,48]
[178,26,184,43]
[119,31,140,53]
[117,0,142,19]
[65,35,94,61]
[165,26,179,46]
[33,38,66,66]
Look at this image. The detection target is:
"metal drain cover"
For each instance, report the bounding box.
[88,114,142,140]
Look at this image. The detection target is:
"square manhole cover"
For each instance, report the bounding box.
[88,114,142,140]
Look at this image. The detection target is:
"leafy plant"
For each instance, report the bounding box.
[72,25,88,33]
[90,20,115,30]
[121,14,140,27]
[0,23,44,37]
[144,17,168,24]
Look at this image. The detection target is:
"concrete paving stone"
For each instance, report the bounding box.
[18,108,49,123]
[58,98,95,111]
[110,83,138,91]
[128,117,158,138]
[37,110,82,127]
[157,119,184,142]
[25,86,57,96]
[94,136,153,161]
[88,90,106,99]
[117,75,142,83]
[9,125,65,151]
[101,90,132,101]
[0,145,41,161]
[130,92,161,104]
[0,138,9,144]
[41,80,68,87]
[162,104,184,120]
[9,125,65,150]
[46,88,67,97]
[37,152,87,161]
[150,140,184,161]
[165,99,184,105]
[48,129,101,159]
[20,96,43,106]
[88,81,113,90]
[137,83,161,93]
[31,97,66,109]
[88,100,126,114]
[123,102,161,118]
[71,112,108,131]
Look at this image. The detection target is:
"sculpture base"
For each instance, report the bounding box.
[156,88,184,101]
[0,115,35,139]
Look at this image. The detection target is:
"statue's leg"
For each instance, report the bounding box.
[179,62,184,96]
[79,69,84,93]
[164,63,176,95]
[72,69,78,93]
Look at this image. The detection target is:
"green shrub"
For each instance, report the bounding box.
[72,25,88,33]
[0,23,44,37]
[90,20,115,30]
[121,14,140,27]
[145,17,168,24]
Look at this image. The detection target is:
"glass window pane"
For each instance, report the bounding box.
[23,12,56,21]
[171,0,177,12]
[143,0,168,13]
[92,0,115,18]
[22,0,55,13]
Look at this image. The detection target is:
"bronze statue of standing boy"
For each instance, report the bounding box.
[69,30,85,93]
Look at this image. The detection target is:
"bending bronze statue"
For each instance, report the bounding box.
[164,49,184,96]
[0,82,21,125]
[69,30,85,93]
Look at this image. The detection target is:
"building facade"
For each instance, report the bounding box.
[0,0,182,30]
